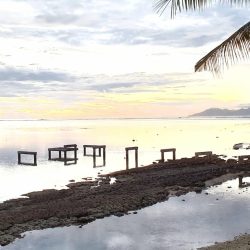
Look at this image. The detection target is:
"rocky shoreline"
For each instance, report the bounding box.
[0,155,250,247]
[200,234,250,249]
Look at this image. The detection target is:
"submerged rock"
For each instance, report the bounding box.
[233,143,250,150]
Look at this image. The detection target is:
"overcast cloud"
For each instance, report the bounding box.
[0,0,249,118]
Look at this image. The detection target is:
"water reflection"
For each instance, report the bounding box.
[1,119,250,201]
[2,178,250,250]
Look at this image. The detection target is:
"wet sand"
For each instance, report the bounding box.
[200,234,250,249]
[0,155,250,247]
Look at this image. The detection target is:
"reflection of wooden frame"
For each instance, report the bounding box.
[195,151,212,160]
[18,151,37,166]
[83,145,106,167]
[48,144,78,165]
[125,147,138,170]
[160,148,176,162]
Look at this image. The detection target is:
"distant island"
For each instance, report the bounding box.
[190,107,250,117]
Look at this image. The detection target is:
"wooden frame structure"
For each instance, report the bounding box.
[195,151,212,160]
[18,151,37,166]
[238,155,250,163]
[83,145,106,167]
[48,144,78,165]
[125,147,138,170]
[160,148,176,162]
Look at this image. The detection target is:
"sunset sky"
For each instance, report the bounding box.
[0,0,249,119]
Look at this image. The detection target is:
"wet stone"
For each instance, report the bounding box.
[113,212,124,217]
[77,216,95,224]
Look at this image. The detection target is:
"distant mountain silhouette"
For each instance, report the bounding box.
[190,108,250,117]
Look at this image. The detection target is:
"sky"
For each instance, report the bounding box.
[0,0,249,119]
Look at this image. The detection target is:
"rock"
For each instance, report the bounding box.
[2,155,250,247]
[95,213,105,219]
[77,216,95,224]
[113,212,124,217]
[194,187,202,193]
[226,159,237,164]
[195,182,205,187]
[0,234,16,246]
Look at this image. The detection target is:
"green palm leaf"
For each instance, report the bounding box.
[154,0,250,74]
[195,21,250,74]
[154,0,250,17]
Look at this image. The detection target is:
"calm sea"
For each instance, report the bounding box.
[0,118,250,201]
[1,118,250,250]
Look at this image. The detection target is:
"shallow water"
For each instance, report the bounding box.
[1,118,250,201]
[2,177,250,250]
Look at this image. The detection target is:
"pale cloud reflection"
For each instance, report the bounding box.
[106,234,134,249]
[3,180,250,250]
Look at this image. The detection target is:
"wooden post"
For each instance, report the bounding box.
[48,149,51,160]
[126,149,129,170]
[135,148,138,168]
[93,147,96,167]
[239,175,243,187]
[125,147,138,170]
[64,150,67,165]
[34,152,37,166]
[18,153,21,164]
[173,149,176,160]
[103,146,106,166]
[74,148,77,160]
[161,151,164,162]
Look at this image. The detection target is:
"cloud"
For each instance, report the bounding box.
[36,3,250,48]
[0,0,248,119]
[0,68,205,98]
[0,68,74,82]
[84,72,205,93]
[88,82,140,92]
[110,28,224,47]
[36,14,80,25]
[2,0,249,49]
[0,22,222,48]
[0,67,75,97]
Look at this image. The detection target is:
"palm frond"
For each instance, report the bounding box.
[195,21,250,75]
[154,0,250,17]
